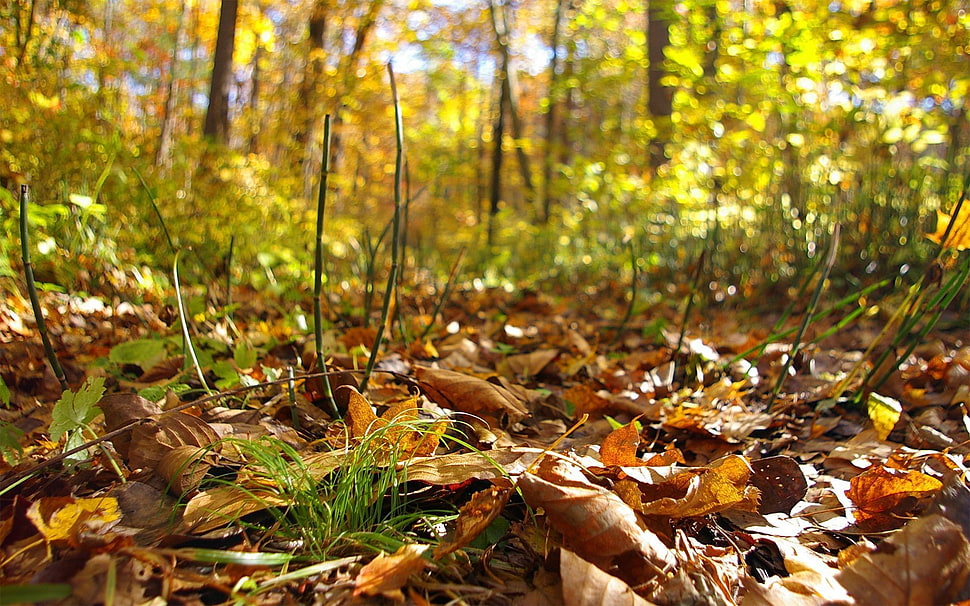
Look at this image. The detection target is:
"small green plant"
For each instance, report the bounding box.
[49,377,106,469]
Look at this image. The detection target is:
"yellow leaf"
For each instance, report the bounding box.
[866,392,902,441]
[926,207,970,251]
[27,497,121,543]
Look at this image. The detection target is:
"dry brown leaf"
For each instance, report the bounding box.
[500,348,559,378]
[415,366,529,424]
[100,393,162,458]
[846,465,943,531]
[559,549,658,606]
[434,486,512,559]
[127,411,220,473]
[836,514,970,606]
[181,486,288,533]
[155,444,215,495]
[518,458,675,574]
[749,456,808,515]
[353,544,431,600]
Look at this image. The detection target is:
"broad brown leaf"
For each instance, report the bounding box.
[415,366,529,424]
[518,458,675,573]
[836,514,970,605]
[559,549,658,606]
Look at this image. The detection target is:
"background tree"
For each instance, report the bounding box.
[203,0,239,144]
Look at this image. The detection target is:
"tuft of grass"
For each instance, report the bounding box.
[205,415,459,559]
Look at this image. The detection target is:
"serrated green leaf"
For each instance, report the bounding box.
[234,343,258,370]
[0,375,10,407]
[109,339,168,369]
[50,377,105,441]
[0,422,24,465]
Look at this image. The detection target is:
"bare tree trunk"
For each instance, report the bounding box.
[488,0,535,211]
[647,0,673,170]
[297,0,329,198]
[156,1,187,168]
[325,0,384,197]
[487,59,507,248]
[540,0,571,223]
[203,0,238,144]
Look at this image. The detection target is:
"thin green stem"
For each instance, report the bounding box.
[19,185,68,391]
[361,63,404,392]
[769,223,841,409]
[314,115,339,418]
[173,251,212,395]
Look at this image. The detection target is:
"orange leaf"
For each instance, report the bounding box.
[434,486,511,559]
[353,544,430,600]
[926,207,970,251]
[599,419,642,467]
[846,466,943,531]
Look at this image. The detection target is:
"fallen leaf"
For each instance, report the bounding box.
[749,456,808,515]
[415,366,529,424]
[836,514,970,606]
[354,544,430,600]
[559,548,657,606]
[846,466,942,531]
[926,207,970,251]
[26,497,121,544]
[434,486,511,559]
[599,419,643,467]
[518,458,675,573]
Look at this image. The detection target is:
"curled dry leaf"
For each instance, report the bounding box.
[341,385,445,457]
[127,411,220,474]
[559,549,657,606]
[415,366,529,424]
[354,544,431,600]
[618,454,760,518]
[99,393,162,458]
[845,465,942,531]
[434,485,512,559]
[517,458,675,573]
[835,513,970,606]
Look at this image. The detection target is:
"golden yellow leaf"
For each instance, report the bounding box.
[27,496,121,543]
[926,207,970,251]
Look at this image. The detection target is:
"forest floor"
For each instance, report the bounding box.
[0,284,968,605]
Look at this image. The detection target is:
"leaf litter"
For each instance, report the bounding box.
[0,286,968,605]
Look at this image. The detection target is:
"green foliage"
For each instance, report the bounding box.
[50,376,106,468]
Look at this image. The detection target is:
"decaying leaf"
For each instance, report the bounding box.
[353,544,431,600]
[749,456,808,515]
[26,496,121,544]
[127,411,220,474]
[559,548,657,606]
[415,366,529,424]
[846,465,942,531]
[517,457,675,574]
[836,514,970,605]
[434,485,512,559]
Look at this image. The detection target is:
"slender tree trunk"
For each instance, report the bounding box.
[297,0,329,198]
[487,59,508,248]
[203,0,239,144]
[325,0,384,197]
[647,0,673,170]
[156,1,187,168]
[540,0,571,223]
[248,45,263,154]
[488,0,535,212]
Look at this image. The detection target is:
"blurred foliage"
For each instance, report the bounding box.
[0,0,967,307]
